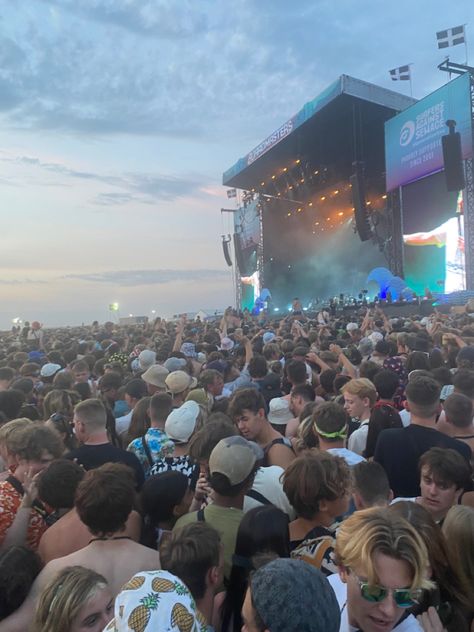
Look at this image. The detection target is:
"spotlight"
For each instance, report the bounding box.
[274,307,280,312]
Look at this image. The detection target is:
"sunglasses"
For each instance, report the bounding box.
[350,570,422,608]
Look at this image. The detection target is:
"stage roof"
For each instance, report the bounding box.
[223,75,416,191]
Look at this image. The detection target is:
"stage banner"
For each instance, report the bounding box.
[385,73,473,191]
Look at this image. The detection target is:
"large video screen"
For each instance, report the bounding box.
[262,183,386,310]
[234,199,260,311]
[402,171,464,295]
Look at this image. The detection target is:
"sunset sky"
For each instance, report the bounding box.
[0,1,472,327]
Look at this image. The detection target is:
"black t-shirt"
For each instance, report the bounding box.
[374,425,472,497]
[66,443,145,489]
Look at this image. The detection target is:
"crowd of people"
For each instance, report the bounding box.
[0,304,473,631]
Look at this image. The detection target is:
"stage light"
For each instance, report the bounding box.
[315,221,319,225]
[334,189,339,194]
[338,211,344,216]
[283,167,288,172]
[312,230,316,234]
[274,307,279,312]
[129,313,133,317]
[289,185,293,190]
[314,170,319,175]
[382,194,387,199]
[260,181,265,186]
[367,201,371,205]
[109,302,119,312]
[295,159,301,164]
[303,307,308,311]
[321,196,326,201]
[271,175,276,180]
[308,202,313,206]
[288,265,291,269]
[297,207,302,212]
[287,212,291,217]
[327,217,330,221]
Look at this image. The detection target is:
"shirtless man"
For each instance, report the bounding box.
[0,463,159,632]
[228,388,295,469]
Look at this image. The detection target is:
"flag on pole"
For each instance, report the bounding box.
[389,65,411,81]
[226,188,237,198]
[436,25,466,48]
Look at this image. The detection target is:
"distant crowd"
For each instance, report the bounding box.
[0,303,473,632]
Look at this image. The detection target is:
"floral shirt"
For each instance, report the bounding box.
[0,478,47,550]
[127,428,175,478]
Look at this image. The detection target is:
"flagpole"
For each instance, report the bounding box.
[464,24,468,64]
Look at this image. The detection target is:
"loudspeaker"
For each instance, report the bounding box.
[222,238,232,267]
[350,169,372,241]
[233,233,247,275]
[442,131,465,191]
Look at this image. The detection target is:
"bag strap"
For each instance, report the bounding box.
[246,488,271,505]
[197,508,206,522]
[141,435,154,468]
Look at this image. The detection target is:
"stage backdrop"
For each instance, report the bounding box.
[385,73,473,192]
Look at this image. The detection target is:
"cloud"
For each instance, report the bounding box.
[1,151,203,202]
[64,269,230,286]
[0,278,48,285]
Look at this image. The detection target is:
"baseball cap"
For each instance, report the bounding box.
[165,400,200,443]
[262,331,276,344]
[164,357,187,372]
[268,397,294,425]
[165,370,198,395]
[209,436,262,485]
[141,364,169,389]
[40,363,62,378]
[138,349,156,371]
[180,342,197,358]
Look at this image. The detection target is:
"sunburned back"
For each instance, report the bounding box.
[0,540,160,632]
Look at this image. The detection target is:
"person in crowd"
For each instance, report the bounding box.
[330,507,434,632]
[103,570,207,632]
[0,463,160,632]
[165,370,198,408]
[34,566,113,632]
[0,546,41,621]
[141,470,193,549]
[438,392,474,455]
[114,378,148,435]
[282,451,351,574]
[309,401,365,466]
[389,501,473,631]
[0,418,33,480]
[97,371,125,417]
[160,522,223,630]
[173,436,259,580]
[141,363,170,395]
[0,368,14,393]
[341,378,378,455]
[267,397,293,435]
[46,411,78,453]
[127,392,175,477]
[285,383,316,439]
[0,390,25,422]
[0,423,63,550]
[242,558,340,632]
[374,375,471,497]
[392,447,471,523]
[149,400,200,481]
[228,388,295,469]
[67,398,145,488]
[216,505,290,632]
[119,395,151,447]
[37,459,141,563]
[364,403,403,459]
[442,505,474,628]
[352,461,393,510]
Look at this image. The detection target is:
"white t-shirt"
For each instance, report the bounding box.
[328,574,423,632]
[115,410,133,435]
[244,465,295,520]
[348,421,369,456]
[327,447,366,467]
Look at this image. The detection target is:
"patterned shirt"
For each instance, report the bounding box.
[0,479,47,550]
[150,454,198,482]
[127,428,175,478]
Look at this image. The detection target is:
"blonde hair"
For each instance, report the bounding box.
[341,378,377,406]
[0,418,34,449]
[442,505,474,607]
[43,389,76,420]
[35,566,109,632]
[334,507,433,592]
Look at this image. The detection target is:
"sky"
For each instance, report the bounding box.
[0,0,473,328]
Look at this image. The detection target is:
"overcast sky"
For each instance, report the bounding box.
[0,0,472,327]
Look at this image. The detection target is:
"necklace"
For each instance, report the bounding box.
[88,535,132,544]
